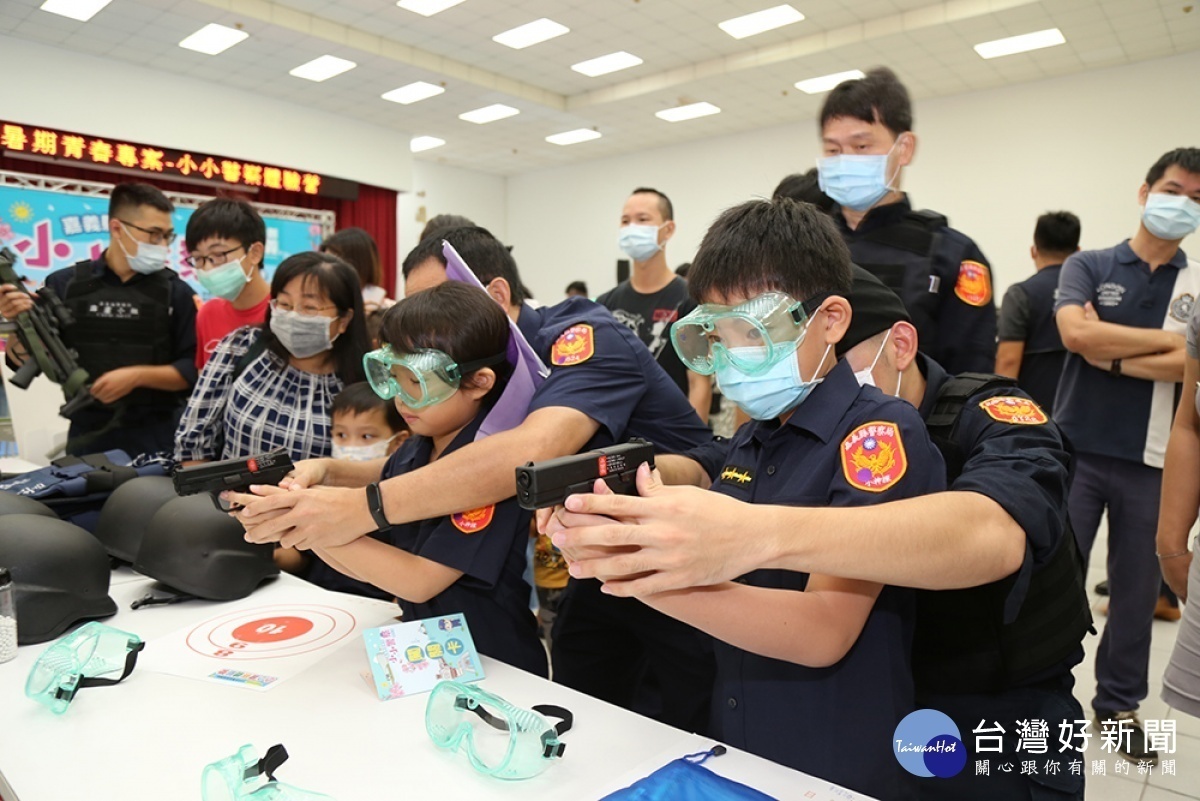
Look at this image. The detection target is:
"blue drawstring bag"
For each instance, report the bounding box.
[600,747,778,800]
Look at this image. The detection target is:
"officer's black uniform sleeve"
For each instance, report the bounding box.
[168,277,199,388]
[934,235,998,374]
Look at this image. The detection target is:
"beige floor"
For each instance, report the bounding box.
[1075,520,1200,801]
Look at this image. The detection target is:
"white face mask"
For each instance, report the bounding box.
[853,330,903,397]
[332,435,396,461]
[116,224,169,274]
[270,309,338,359]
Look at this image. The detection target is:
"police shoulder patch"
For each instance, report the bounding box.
[978,396,1048,425]
[954,260,992,307]
[840,421,908,493]
[551,324,595,366]
[451,505,495,534]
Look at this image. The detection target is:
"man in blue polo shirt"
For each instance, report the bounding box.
[1055,147,1200,763]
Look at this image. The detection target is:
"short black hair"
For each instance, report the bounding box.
[674,263,690,278]
[1145,148,1200,187]
[772,169,836,216]
[565,280,588,295]
[185,198,266,264]
[109,182,173,219]
[819,66,913,137]
[420,214,476,243]
[838,266,912,355]
[1034,211,1081,256]
[401,225,529,304]
[264,251,369,384]
[332,381,407,434]
[321,227,382,288]
[380,281,512,404]
[631,187,674,221]
[689,198,853,303]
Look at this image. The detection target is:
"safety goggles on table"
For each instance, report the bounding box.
[202,744,335,801]
[363,346,507,409]
[670,291,827,376]
[25,621,144,714]
[425,680,573,780]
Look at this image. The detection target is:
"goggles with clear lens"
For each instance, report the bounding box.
[425,680,572,780]
[363,347,506,409]
[670,291,826,376]
[25,621,145,714]
[202,744,336,801]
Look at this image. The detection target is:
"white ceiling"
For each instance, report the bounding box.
[4,0,1197,177]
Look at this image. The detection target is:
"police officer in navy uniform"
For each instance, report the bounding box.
[995,211,1081,413]
[839,268,1089,799]
[0,182,197,457]
[817,67,997,375]
[233,226,716,733]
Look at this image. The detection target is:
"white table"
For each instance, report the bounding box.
[0,575,872,800]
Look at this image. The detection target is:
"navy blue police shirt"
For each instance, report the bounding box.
[518,298,711,453]
[379,411,548,678]
[1055,240,1200,468]
[836,197,997,375]
[710,359,944,801]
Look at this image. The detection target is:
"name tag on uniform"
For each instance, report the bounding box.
[928,276,941,294]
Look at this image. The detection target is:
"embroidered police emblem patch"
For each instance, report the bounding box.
[1170,293,1195,324]
[1096,282,1126,308]
[719,465,755,487]
[841,421,908,493]
[551,324,595,366]
[451,505,495,534]
[954,261,992,307]
[978,396,1048,425]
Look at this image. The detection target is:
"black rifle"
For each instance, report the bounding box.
[515,440,654,510]
[0,247,94,419]
[173,448,295,511]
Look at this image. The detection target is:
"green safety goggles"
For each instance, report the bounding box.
[425,680,573,780]
[25,621,145,714]
[363,346,506,409]
[670,291,825,376]
[202,744,335,801]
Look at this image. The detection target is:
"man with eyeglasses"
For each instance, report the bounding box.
[0,182,197,456]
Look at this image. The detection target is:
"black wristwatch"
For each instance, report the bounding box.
[1110,359,1122,377]
[365,482,390,530]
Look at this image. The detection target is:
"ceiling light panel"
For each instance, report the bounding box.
[381,81,445,104]
[493,18,570,50]
[459,104,520,124]
[289,55,357,82]
[39,0,112,22]
[655,102,721,122]
[974,28,1066,59]
[546,129,602,146]
[179,24,250,56]
[397,0,466,17]
[410,136,446,152]
[718,5,805,40]
[794,69,865,94]
[571,51,644,77]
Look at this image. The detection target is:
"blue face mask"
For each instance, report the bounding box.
[618,224,663,262]
[716,342,830,421]
[1142,193,1200,240]
[816,142,900,212]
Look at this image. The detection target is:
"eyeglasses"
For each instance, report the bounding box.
[118,219,176,246]
[270,299,338,317]
[185,246,244,271]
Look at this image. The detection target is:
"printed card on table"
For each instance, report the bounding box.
[363,612,484,700]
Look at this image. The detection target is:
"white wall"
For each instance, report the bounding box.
[1,35,412,193]
[506,50,1200,303]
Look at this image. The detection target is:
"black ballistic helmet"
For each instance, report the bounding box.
[95,476,178,563]
[0,514,118,644]
[0,493,59,519]
[134,495,278,601]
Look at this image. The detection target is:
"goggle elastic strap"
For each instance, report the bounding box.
[65,639,146,699]
[450,350,508,379]
[245,744,289,783]
[131,590,196,610]
[796,292,830,323]
[453,696,574,759]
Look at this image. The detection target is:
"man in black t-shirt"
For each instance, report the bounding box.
[599,187,711,421]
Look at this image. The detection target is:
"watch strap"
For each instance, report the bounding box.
[365,482,390,530]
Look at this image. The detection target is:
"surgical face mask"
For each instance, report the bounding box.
[618,224,663,262]
[270,308,337,359]
[197,256,251,302]
[331,435,396,462]
[816,141,901,212]
[1142,193,1200,240]
[202,743,335,801]
[716,342,831,421]
[116,223,169,274]
[25,621,145,714]
[853,330,891,388]
[426,679,573,780]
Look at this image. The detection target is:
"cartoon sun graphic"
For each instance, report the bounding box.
[9,202,34,223]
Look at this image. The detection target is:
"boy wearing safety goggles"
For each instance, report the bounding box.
[311,281,548,678]
[639,198,945,798]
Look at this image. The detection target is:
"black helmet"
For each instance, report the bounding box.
[134,495,278,602]
[0,493,59,519]
[94,476,178,563]
[0,514,117,644]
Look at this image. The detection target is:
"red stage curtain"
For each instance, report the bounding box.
[0,155,399,296]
